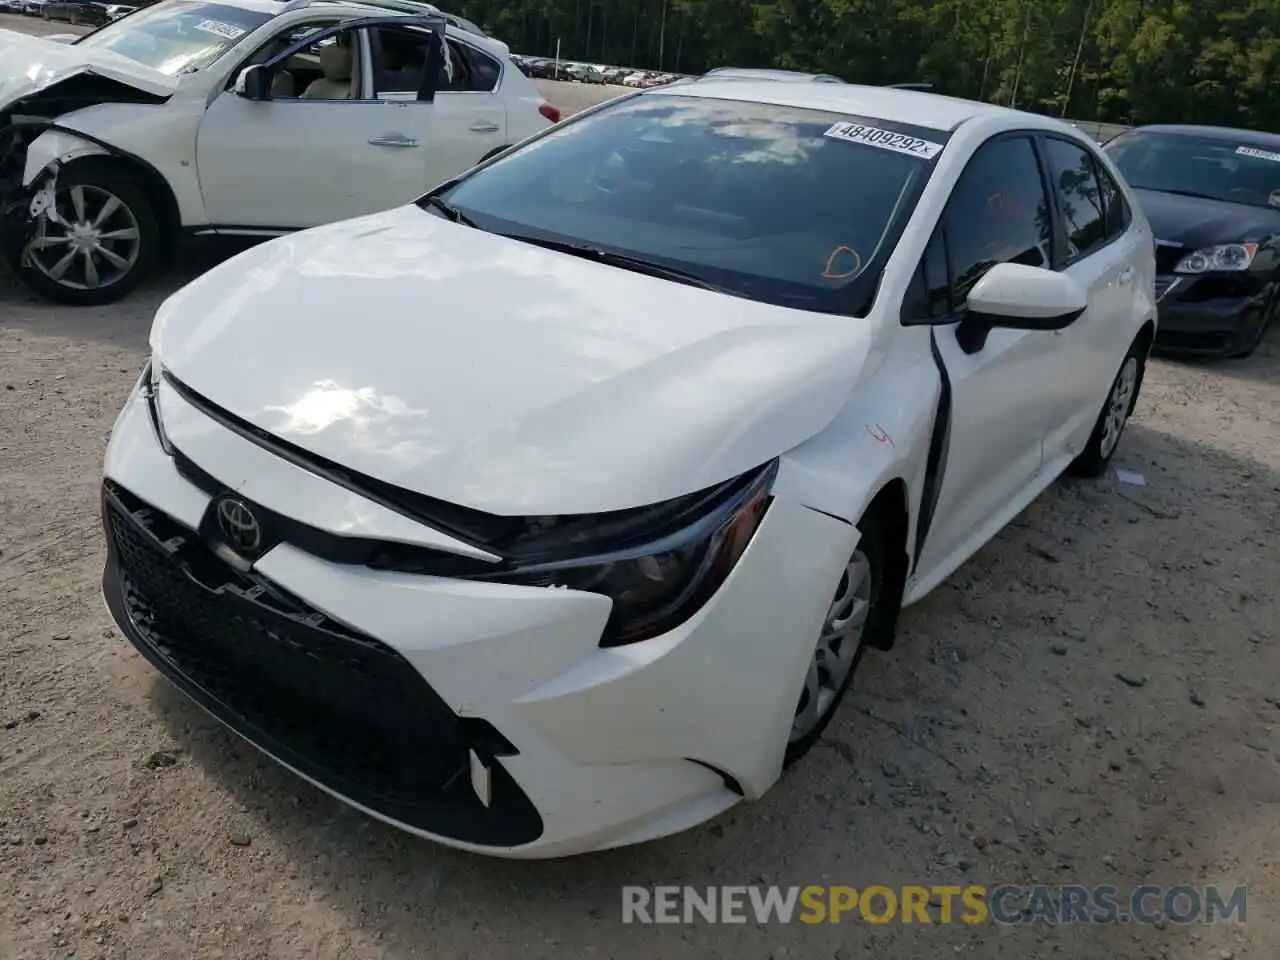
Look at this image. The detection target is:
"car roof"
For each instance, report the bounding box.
[1126,124,1280,147]
[649,80,1030,132]
[262,0,490,37]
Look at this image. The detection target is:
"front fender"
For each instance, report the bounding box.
[774,326,940,549]
[22,129,109,186]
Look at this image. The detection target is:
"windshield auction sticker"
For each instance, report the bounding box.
[823,122,944,159]
[195,19,247,40]
[1236,145,1280,163]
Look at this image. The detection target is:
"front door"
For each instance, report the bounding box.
[913,134,1064,577]
[195,18,445,230]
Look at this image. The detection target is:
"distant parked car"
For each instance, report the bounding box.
[0,0,558,304]
[1105,123,1280,358]
[42,0,110,24]
[19,0,50,14]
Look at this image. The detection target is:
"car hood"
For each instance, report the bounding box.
[1134,187,1280,247]
[151,205,873,516]
[0,29,176,106]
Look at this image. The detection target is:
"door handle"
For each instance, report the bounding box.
[368,133,419,148]
[468,121,500,134]
[1118,266,1135,285]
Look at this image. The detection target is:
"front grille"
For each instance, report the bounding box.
[102,484,542,846]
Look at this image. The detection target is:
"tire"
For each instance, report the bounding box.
[1228,297,1276,359]
[8,163,161,307]
[1068,335,1147,478]
[784,509,899,767]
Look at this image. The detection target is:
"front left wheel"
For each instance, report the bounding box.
[784,512,893,767]
[8,164,161,306]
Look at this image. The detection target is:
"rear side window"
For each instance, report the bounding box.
[942,136,1052,302]
[1045,137,1107,259]
[456,42,500,91]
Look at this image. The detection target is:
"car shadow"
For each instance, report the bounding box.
[1152,321,1280,385]
[143,418,1278,958]
[0,238,261,349]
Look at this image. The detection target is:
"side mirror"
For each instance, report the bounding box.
[956,262,1088,354]
[234,65,271,101]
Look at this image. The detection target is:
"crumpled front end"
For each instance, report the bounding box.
[0,51,172,274]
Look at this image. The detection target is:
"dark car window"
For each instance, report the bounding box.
[1097,161,1129,240]
[942,135,1052,302]
[1046,137,1107,260]
[1105,130,1280,211]
[900,228,952,322]
[436,95,946,316]
[451,41,500,92]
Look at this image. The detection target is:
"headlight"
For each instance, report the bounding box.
[457,462,776,647]
[1173,243,1258,274]
[139,359,174,456]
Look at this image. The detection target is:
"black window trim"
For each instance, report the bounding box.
[1040,131,1129,270]
[901,129,1056,326]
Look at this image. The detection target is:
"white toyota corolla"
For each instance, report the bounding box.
[101,75,1156,858]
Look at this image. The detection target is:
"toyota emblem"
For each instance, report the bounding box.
[216,497,262,554]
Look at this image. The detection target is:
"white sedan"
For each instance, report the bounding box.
[0,0,555,304]
[101,75,1156,858]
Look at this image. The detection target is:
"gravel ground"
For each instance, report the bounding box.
[3,13,1280,959]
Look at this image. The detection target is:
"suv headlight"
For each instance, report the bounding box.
[1174,243,1258,274]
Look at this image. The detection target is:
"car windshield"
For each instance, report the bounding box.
[434,94,945,315]
[74,0,271,76]
[1105,130,1280,211]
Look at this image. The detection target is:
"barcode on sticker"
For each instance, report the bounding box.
[823,122,943,159]
[1236,145,1280,163]
[195,19,245,39]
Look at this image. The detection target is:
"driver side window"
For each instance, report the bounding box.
[902,135,1052,325]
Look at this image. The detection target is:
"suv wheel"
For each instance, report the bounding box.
[9,164,160,306]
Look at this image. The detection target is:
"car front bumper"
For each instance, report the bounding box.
[100,378,856,858]
[1153,272,1275,357]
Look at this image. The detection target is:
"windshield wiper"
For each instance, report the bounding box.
[420,195,477,227]
[501,234,725,292]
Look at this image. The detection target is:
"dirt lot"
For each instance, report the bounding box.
[3,14,1280,960]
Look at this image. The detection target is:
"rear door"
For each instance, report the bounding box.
[1038,135,1147,462]
[366,29,507,186]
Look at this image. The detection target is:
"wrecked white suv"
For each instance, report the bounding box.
[0,0,556,304]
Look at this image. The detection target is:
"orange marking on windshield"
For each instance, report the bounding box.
[822,245,862,280]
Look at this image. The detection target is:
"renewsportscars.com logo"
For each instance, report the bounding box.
[621,884,1247,925]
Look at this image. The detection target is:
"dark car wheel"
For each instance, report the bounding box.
[1228,296,1277,359]
[8,163,161,307]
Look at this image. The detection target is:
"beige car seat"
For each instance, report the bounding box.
[301,44,353,99]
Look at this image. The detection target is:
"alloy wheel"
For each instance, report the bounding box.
[26,184,142,292]
[790,550,872,743]
[1098,356,1138,459]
